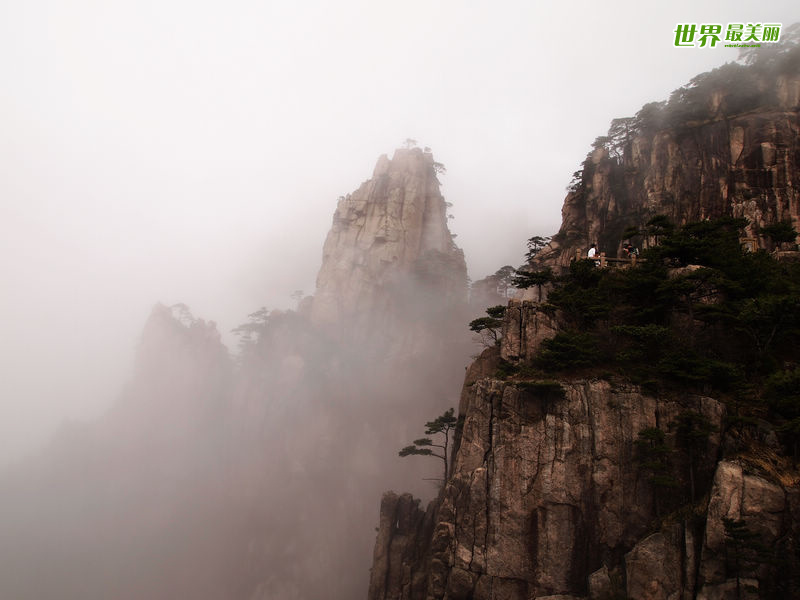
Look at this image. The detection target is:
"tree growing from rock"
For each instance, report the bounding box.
[469,305,507,347]
[723,517,772,599]
[635,427,678,516]
[670,410,717,503]
[399,408,458,482]
[513,267,555,302]
[524,235,552,262]
[760,221,797,249]
[491,266,516,298]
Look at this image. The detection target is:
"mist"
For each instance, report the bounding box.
[1,1,798,598]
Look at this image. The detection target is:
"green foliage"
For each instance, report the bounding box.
[518,380,566,400]
[633,101,667,135]
[494,358,520,379]
[760,221,798,246]
[722,517,774,598]
[469,305,507,347]
[469,317,499,337]
[621,225,641,241]
[486,305,507,319]
[546,261,607,329]
[512,267,554,290]
[535,331,598,371]
[611,324,670,363]
[765,368,800,421]
[524,236,552,262]
[765,368,800,457]
[647,217,747,269]
[399,408,458,481]
[532,217,800,457]
[565,27,800,195]
[566,170,583,193]
[635,427,678,516]
[670,411,718,502]
[231,307,271,352]
[513,266,555,302]
[644,214,675,238]
[491,267,516,298]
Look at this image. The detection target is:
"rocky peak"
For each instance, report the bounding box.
[310,148,467,335]
[535,72,800,270]
[118,303,230,427]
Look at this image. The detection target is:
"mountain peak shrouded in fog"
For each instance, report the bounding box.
[0,149,475,600]
[115,303,231,427]
[311,147,467,342]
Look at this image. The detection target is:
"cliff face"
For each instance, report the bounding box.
[368,367,726,600]
[368,309,800,599]
[230,149,471,600]
[368,82,800,597]
[537,74,800,268]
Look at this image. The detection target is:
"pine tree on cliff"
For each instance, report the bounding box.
[723,517,773,600]
[399,408,458,482]
[670,410,717,504]
[512,267,555,302]
[469,305,507,347]
[635,427,678,517]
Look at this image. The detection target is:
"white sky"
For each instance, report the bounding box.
[1,0,798,464]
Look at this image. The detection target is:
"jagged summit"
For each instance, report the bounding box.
[310,148,467,339]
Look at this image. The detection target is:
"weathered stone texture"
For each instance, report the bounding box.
[625,532,682,600]
[311,148,467,345]
[696,461,788,600]
[369,492,436,600]
[500,300,559,363]
[533,79,800,269]
[368,379,726,600]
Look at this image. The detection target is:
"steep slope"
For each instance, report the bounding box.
[367,55,800,600]
[311,148,467,353]
[368,304,800,600]
[369,376,723,599]
[231,148,472,600]
[313,149,465,322]
[536,71,800,269]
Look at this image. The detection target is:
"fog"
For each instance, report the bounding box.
[3,0,795,464]
[0,1,797,596]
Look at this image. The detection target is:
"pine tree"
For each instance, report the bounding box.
[635,427,678,516]
[399,408,458,482]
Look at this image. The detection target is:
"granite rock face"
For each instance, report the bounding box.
[695,461,789,600]
[368,367,800,600]
[311,148,467,352]
[368,375,729,599]
[500,300,559,363]
[535,75,800,269]
[368,492,437,600]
